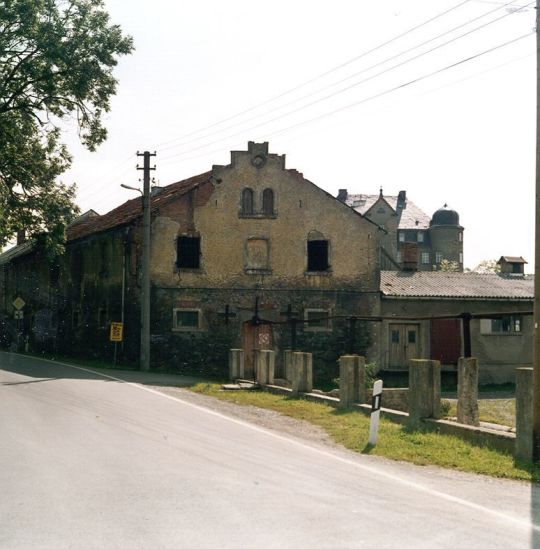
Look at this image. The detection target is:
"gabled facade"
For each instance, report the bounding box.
[0,142,382,381]
[338,189,464,271]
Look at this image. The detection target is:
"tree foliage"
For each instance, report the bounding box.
[471,259,500,273]
[438,258,461,272]
[0,0,133,255]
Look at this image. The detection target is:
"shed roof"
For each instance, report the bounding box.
[381,270,533,300]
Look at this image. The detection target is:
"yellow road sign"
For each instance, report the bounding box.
[109,322,123,342]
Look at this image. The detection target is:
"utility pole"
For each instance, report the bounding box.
[534,1,540,460]
[137,151,156,372]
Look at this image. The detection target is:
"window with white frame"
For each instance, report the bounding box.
[459,232,463,242]
[304,309,331,331]
[173,308,201,331]
[480,315,522,334]
[421,252,430,264]
[459,252,463,264]
[435,252,443,263]
[417,232,424,243]
[396,251,402,263]
[398,232,405,242]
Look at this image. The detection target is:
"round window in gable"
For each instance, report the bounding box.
[251,155,266,168]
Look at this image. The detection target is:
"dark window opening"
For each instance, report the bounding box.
[241,188,254,215]
[307,240,329,271]
[174,309,200,329]
[176,236,200,269]
[262,188,274,215]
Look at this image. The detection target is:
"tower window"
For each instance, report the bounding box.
[176,236,200,269]
[307,240,329,271]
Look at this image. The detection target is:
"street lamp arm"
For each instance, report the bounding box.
[120,183,142,195]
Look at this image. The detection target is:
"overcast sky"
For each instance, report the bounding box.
[62,0,536,271]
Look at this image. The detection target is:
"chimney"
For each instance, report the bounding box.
[16,230,26,246]
[397,190,406,209]
[402,242,418,271]
[337,189,348,202]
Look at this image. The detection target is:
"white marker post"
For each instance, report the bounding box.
[368,379,383,446]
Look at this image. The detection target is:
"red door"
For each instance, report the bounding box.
[430,319,461,365]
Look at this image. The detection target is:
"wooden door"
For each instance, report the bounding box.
[241,321,273,379]
[430,318,461,365]
[389,324,419,367]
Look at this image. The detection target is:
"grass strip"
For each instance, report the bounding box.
[190,382,539,482]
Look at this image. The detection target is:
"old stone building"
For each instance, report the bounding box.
[337,189,464,271]
[379,268,533,383]
[0,142,382,381]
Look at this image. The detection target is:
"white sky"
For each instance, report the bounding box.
[62,0,537,272]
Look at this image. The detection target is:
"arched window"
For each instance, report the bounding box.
[241,188,254,215]
[262,188,274,215]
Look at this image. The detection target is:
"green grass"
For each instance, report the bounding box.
[445,399,516,429]
[190,382,539,482]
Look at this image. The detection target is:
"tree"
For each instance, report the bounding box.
[471,259,500,273]
[438,258,460,272]
[0,0,133,255]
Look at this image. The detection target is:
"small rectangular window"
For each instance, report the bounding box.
[481,315,523,334]
[391,330,399,343]
[307,240,329,271]
[176,236,200,269]
[398,232,405,242]
[396,251,402,264]
[421,252,430,264]
[435,252,443,263]
[417,232,424,243]
[304,309,331,331]
[459,252,463,264]
[173,308,201,331]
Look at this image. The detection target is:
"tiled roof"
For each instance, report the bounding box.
[67,171,211,241]
[0,240,34,266]
[345,194,432,230]
[381,271,534,300]
[499,256,527,264]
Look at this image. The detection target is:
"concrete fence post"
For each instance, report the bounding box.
[457,357,479,426]
[339,355,366,409]
[408,359,441,428]
[291,352,313,396]
[255,350,275,386]
[284,350,293,382]
[515,367,533,462]
[229,349,244,381]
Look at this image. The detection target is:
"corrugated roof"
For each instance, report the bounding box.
[345,194,432,230]
[381,270,534,299]
[67,171,211,241]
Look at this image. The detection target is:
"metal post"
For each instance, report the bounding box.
[137,151,155,372]
[533,0,540,460]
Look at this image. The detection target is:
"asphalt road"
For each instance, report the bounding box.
[1,351,539,549]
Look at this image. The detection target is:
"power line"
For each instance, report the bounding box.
[159,5,533,162]
[160,31,533,167]
[158,0,529,158]
[151,0,473,152]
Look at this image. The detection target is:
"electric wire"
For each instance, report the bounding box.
[157,0,525,155]
[161,31,533,167]
[150,0,474,152]
[159,5,533,163]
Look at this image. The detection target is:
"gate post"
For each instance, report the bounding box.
[515,367,533,462]
[339,355,366,409]
[457,357,479,426]
[408,359,441,428]
[291,352,313,396]
[255,350,275,386]
[284,350,293,382]
[229,349,244,381]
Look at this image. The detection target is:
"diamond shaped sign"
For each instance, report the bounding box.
[13,297,25,310]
